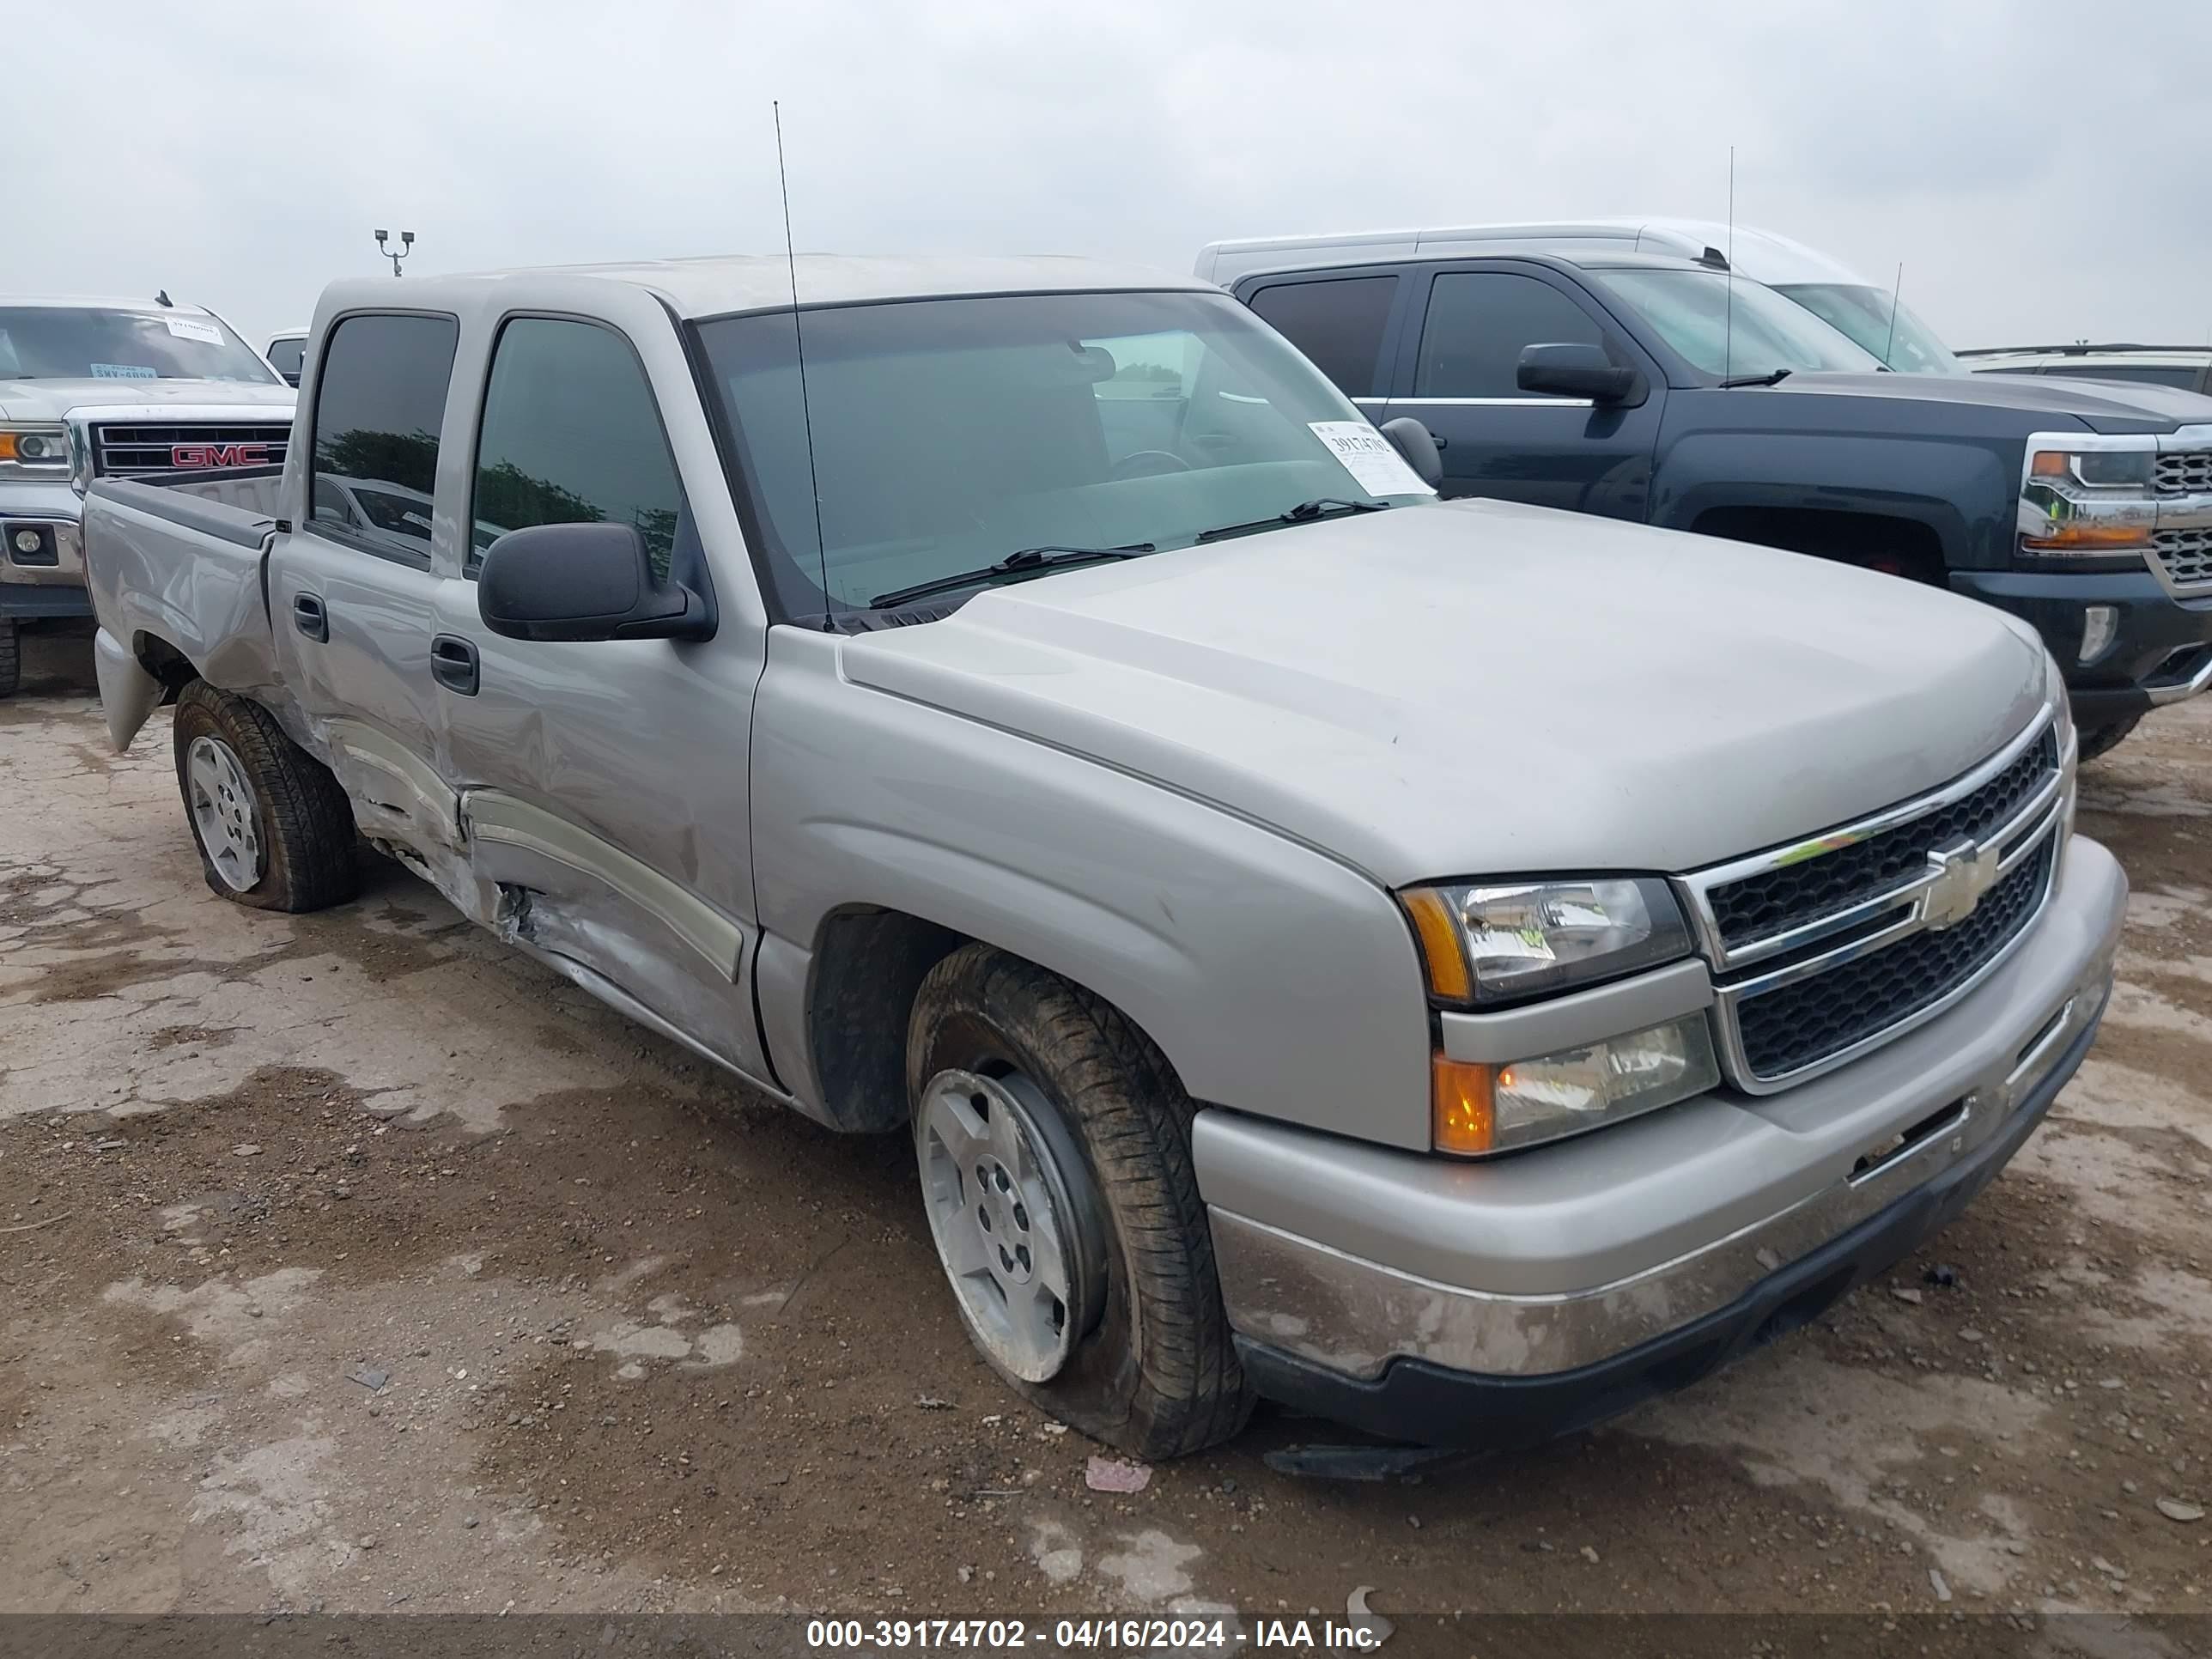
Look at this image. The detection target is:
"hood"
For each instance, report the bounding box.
[0,377,296,422]
[1770,370,2212,434]
[839,499,2050,887]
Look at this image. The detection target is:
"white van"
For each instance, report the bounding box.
[1195,218,1960,374]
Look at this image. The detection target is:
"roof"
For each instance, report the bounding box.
[1196,219,1877,287]
[325,254,1212,322]
[1959,343,2212,363]
[0,294,216,315]
[1556,250,1717,274]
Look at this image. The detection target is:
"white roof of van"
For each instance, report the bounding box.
[1195,220,1875,289]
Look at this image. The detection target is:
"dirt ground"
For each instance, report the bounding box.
[2,625,2208,1630]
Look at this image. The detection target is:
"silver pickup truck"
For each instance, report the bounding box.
[0,294,295,696]
[81,255,2125,1456]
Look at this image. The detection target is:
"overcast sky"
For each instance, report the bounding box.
[17,0,2211,352]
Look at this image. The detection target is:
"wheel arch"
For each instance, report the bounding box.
[133,629,204,695]
[789,904,1201,1137]
[1687,503,1950,584]
[1652,425,2008,569]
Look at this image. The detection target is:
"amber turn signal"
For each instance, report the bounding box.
[1401,888,1473,1003]
[1431,1054,1495,1155]
[2021,522,2154,550]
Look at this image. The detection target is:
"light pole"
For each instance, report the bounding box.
[374,229,416,277]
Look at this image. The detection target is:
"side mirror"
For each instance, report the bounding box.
[477,521,712,643]
[1378,417,1443,489]
[1516,343,1638,403]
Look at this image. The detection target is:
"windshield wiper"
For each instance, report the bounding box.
[1194,497,1389,544]
[1717,368,1793,388]
[870,543,1155,610]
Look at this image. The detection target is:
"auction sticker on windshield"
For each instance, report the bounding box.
[161,315,226,345]
[1308,422,1434,498]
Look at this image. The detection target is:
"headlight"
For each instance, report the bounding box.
[2033,448,2150,489]
[1432,1012,1720,1155]
[1401,877,1692,1006]
[2019,435,2155,559]
[0,427,70,468]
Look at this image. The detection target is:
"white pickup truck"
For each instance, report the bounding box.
[0,295,294,696]
[81,255,2124,1455]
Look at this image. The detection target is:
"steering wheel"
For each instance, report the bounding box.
[1110,450,1193,481]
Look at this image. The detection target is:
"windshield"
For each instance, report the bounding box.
[1595,269,1882,379]
[0,307,280,384]
[1773,283,1960,374]
[695,289,1433,619]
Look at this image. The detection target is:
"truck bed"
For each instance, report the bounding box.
[82,470,291,746]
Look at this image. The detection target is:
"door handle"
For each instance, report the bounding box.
[430,634,480,696]
[292,592,328,643]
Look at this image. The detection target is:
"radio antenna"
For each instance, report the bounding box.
[1882,263,1905,368]
[1722,146,1736,382]
[774,101,833,629]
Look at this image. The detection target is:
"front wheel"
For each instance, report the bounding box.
[171,681,360,911]
[2078,715,2141,763]
[908,944,1253,1458]
[0,620,18,699]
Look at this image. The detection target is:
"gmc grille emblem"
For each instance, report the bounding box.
[1923,836,2002,931]
[171,442,270,468]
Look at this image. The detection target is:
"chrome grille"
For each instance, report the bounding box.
[90,422,291,479]
[2148,525,2212,593]
[1683,710,2068,1093]
[1732,842,2055,1080]
[1705,727,2058,953]
[2154,448,2212,496]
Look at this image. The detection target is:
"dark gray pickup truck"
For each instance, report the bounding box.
[1212,246,2212,757]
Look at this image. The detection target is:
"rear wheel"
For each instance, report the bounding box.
[0,620,18,699]
[2079,715,2141,763]
[171,680,359,911]
[908,944,1252,1457]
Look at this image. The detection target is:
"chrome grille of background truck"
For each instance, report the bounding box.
[2148,525,2212,592]
[88,422,293,480]
[2153,448,2212,496]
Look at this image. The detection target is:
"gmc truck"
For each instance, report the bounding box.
[1199,239,2212,758]
[0,294,294,696]
[82,255,2123,1455]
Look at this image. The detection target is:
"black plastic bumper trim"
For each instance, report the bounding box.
[0,583,92,620]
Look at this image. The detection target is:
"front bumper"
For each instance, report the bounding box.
[1954,568,2212,725]
[0,478,88,607]
[1196,834,2125,1446]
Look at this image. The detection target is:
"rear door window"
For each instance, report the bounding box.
[1245,276,1398,398]
[1415,272,1606,398]
[307,313,460,568]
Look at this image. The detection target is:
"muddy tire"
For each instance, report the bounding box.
[2078,715,2140,763]
[0,620,18,699]
[907,943,1253,1458]
[172,680,359,912]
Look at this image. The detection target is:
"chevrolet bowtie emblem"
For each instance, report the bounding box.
[1923,837,2002,930]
